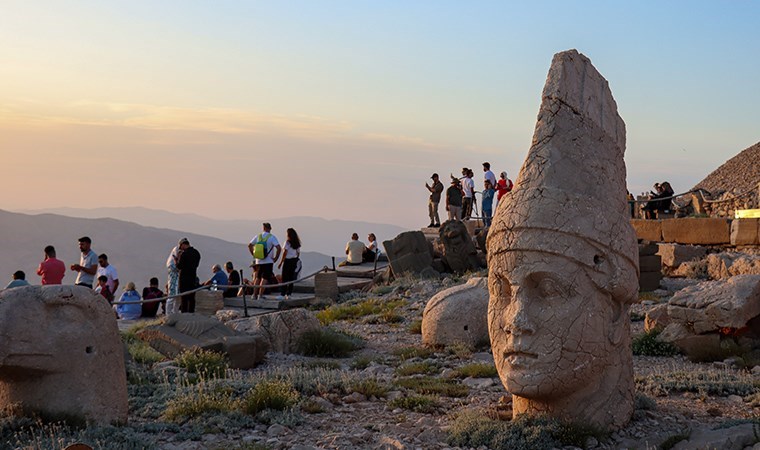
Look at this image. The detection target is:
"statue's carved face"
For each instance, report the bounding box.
[488,250,616,399]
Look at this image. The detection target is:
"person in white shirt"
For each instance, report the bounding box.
[248,222,281,300]
[277,227,302,299]
[342,233,366,266]
[96,254,120,294]
[483,162,497,188]
[460,168,475,220]
[363,233,381,262]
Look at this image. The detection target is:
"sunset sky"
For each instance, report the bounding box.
[1,1,758,228]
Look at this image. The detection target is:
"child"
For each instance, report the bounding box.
[94,275,114,303]
[482,180,496,227]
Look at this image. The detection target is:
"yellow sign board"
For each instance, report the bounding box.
[735,209,760,219]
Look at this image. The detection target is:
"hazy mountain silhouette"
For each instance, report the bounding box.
[0,209,332,293]
[18,207,406,257]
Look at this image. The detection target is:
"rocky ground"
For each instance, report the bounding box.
[3,271,760,450]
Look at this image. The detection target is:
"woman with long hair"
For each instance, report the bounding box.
[277,228,301,299]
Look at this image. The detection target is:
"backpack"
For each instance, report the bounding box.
[253,233,272,260]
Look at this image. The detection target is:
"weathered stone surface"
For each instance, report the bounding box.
[644,303,669,333]
[661,218,730,244]
[138,314,268,369]
[631,219,662,242]
[666,275,760,334]
[657,243,708,269]
[672,423,757,450]
[421,277,489,347]
[486,50,638,431]
[0,286,128,425]
[439,220,482,274]
[658,323,725,362]
[314,272,339,301]
[731,218,759,245]
[195,290,224,316]
[227,308,321,353]
[383,231,435,277]
[706,253,760,280]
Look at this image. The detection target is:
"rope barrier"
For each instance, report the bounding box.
[628,186,758,206]
[111,265,330,305]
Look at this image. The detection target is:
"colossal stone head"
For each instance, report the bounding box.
[486,50,639,430]
[0,285,128,424]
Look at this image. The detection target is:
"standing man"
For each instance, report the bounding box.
[36,245,66,285]
[483,162,497,188]
[460,168,475,220]
[425,173,444,228]
[176,237,201,313]
[446,178,463,221]
[223,261,241,298]
[96,254,120,295]
[70,236,98,288]
[248,223,281,300]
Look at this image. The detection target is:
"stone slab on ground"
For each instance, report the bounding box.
[731,218,759,245]
[223,293,314,310]
[227,308,321,353]
[672,423,758,450]
[661,218,730,245]
[631,219,663,242]
[657,243,708,269]
[336,262,388,279]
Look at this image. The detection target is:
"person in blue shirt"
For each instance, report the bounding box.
[115,282,142,320]
[5,270,30,289]
[482,179,496,227]
[203,264,229,289]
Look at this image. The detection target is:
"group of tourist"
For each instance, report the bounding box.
[640,181,675,219]
[340,232,381,266]
[425,162,513,227]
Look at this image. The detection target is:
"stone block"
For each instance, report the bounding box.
[661,218,730,245]
[314,272,339,301]
[639,255,661,272]
[639,271,661,291]
[227,308,321,353]
[731,218,759,246]
[422,277,488,347]
[195,290,224,316]
[630,219,662,242]
[644,303,669,333]
[657,243,708,268]
[638,242,659,256]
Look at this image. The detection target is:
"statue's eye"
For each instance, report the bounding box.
[537,277,562,299]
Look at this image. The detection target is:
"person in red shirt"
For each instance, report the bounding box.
[36,245,66,285]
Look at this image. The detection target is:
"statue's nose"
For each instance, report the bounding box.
[506,290,535,336]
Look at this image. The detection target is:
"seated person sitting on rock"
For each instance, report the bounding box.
[642,181,674,219]
[94,275,114,303]
[141,277,165,318]
[203,264,229,289]
[363,233,381,262]
[114,282,142,320]
[340,233,366,266]
[5,270,30,290]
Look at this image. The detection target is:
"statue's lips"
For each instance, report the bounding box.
[503,350,538,367]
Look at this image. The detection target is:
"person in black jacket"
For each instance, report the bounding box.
[223,261,240,298]
[176,238,201,313]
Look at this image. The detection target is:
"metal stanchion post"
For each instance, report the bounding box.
[331,256,336,271]
[240,269,248,317]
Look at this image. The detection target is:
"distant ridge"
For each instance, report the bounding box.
[692,141,760,196]
[16,207,406,257]
[0,209,331,292]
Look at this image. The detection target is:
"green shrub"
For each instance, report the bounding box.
[388,395,439,413]
[372,286,394,295]
[395,362,439,376]
[395,376,468,398]
[242,380,299,415]
[301,359,341,370]
[454,363,498,379]
[407,319,422,334]
[299,398,327,414]
[175,349,228,378]
[295,328,363,358]
[631,330,679,357]
[127,340,165,365]
[636,369,760,397]
[350,356,374,370]
[392,346,434,360]
[315,298,406,325]
[447,342,473,359]
[448,410,605,449]
[350,379,389,398]
[163,386,238,422]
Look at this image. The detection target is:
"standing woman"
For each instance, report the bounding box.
[278,228,301,299]
[166,245,180,315]
[496,171,513,202]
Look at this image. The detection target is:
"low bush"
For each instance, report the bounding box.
[454,363,498,379]
[388,395,439,413]
[350,356,374,370]
[175,349,228,378]
[407,319,423,334]
[636,369,760,397]
[631,330,679,357]
[163,386,238,422]
[395,376,468,398]
[242,380,299,415]
[350,379,389,398]
[395,361,439,376]
[127,341,165,365]
[300,359,341,370]
[447,342,474,359]
[315,298,406,325]
[295,328,364,358]
[392,346,435,360]
[448,410,605,449]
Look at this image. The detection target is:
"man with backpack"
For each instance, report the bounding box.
[248,222,281,300]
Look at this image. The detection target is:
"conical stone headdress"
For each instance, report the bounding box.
[489,49,638,302]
